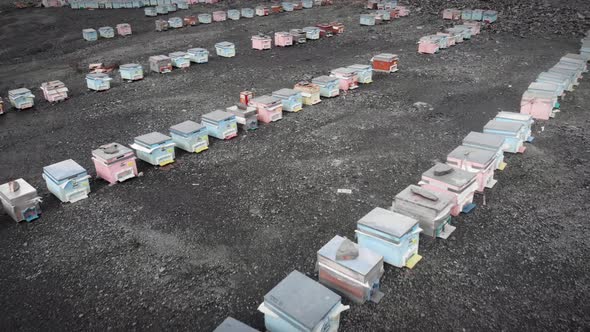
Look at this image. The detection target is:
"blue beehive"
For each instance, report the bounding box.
[169,51,190,68]
[461,9,473,20]
[302,0,312,8]
[42,159,91,203]
[355,207,423,268]
[312,76,340,98]
[241,8,254,18]
[302,26,320,40]
[482,10,497,23]
[215,42,235,58]
[8,88,35,110]
[166,3,176,11]
[257,270,349,332]
[130,132,176,166]
[149,0,157,5]
[272,88,303,112]
[347,64,373,84]
[145,6,157,16]
[376,9,390,21]
[198,13,212,23]
[227,9,240,20]
[82,28,98,41]
[169,120,209,153]
[98,26,114,38]
[119,63,144,81]
[168,17,183,28]
[494,112,534,143]
[282,2,294,11]
[213,317,259,332]
[483,120,526,154]
[471,9,483,21]
[360,14,375,26]
[537,72,570,94]
[187,48,209,63]
[202,110,238,140]
[86,73,112,91]
[462,132,507,171]
[453,25,473,40]
[176,0,188,9]
[156,5,168,14]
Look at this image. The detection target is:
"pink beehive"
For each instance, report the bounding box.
[418,35,440,54]
[40,80,68,102]
[420,163,479,216]
[396,6,409,16]
[274,32,293,47]
[463,21,481,35]
[249,95,283,123]
[436,32,455,47]
[330,67,359,90]
[213,10,227,21]
[442,9,454,20]
[116,23,132,36]
[92,142,138,184]
[446,146,497,193]
[252,34,272,50]
[520,91,555,120]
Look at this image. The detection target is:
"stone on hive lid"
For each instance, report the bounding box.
[264,270,340,331]
[410,186,438,201]
[358,207,418,238]
[335,237,359,261]
[135,132,171,146]
[433,164,453,176]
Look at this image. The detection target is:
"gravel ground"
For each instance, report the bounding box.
[0,1,589,331]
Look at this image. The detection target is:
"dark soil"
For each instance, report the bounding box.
[0,1,589,331]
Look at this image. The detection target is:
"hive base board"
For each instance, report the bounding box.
[462,203,477,214]
[405,254,422,269]
[437,224,456,240]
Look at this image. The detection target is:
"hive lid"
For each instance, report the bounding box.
[150,55,171,61]
[169,51,188,57]
[318,235,382,274]
[447,145,496,166]
[188,48,208,54]
[348,64,371,70]
[264,270,340,330]
[92,142,133,160]
[215,41,234,47]
[99,26,113,31]
[302,26,320,31]
[272,88,299,97]
[357,207,418,238]
[0,179,37,202]
[462,131,504,150]
[83,28,96,32]
[394,185,454,212]
[372,53,398,61]
[43,159,87,181]
[8,88,32,96]
[251,95,281,105]
[484,120,523,133]
[422,162,477,187]
[331,67,357,75]
[120,63,141,69]
[170,120,204,134]
[496,111,533,122]
[86,73,110,79]
[213,317,259,332]
[312,75,339,84]
[203,110,234,122]
[134,132,172,146]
